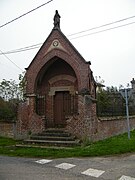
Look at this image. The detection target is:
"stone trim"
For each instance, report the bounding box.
[26,93,36,97]
[49,75,76,85]
[49,86,75,96]
[45,39,68,55]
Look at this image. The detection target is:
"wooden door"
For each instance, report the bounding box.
[54,91,71,127]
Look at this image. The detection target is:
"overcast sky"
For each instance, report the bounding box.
[0,0,135,88]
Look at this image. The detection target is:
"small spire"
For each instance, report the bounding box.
[53,10,61,29]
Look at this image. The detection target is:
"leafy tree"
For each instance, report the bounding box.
[0,97,16,121]
[0,72,25,121]
[97,88,110,116]
[18,71,26,98]
[0,79,22,101]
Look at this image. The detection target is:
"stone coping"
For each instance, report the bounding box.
[98,115,135,121]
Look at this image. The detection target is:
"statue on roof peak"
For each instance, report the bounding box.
[53,10,61,29]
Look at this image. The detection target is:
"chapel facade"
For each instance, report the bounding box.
[17,11,97,140]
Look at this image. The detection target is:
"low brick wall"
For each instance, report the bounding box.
[1,116,135,141]
[95,116,135,141]
[0,121,16,138]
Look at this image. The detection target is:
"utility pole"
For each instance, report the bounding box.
[124,89,130,139]
[119,88,132,139]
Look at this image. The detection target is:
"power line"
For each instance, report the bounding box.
[0,16,135,55]
[68,15,135,37]
[11,43,42,51]
[0,16,135,72]
[0,0,53,29]
[0,43,42,55]
[0,49,23,71]
[70,21,135,40]
[5,46,40,54]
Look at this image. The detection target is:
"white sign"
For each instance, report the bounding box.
[119,88,132,100]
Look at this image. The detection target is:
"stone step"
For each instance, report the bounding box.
[37,128,71,137]
[16,144,73,149]
[44,128,67,133]
[24,139,80,147]
[30,135,75,141]
[22,128,80,147]
[37,132,71,137]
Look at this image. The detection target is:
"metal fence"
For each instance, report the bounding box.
[63,94,78,116]
[97,92,135,117]
[36,95,46,116]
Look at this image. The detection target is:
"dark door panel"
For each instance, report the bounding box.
[54,91,71,127]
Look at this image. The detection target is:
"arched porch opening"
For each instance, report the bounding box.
[35,56,78,128]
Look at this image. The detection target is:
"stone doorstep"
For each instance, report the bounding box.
[37,128,71,137]
[43,128,69,134]
[37,132,71,137]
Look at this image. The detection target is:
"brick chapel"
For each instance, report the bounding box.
[17,11,97,140]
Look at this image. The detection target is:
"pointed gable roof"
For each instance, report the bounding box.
[26,11,91,70]
[27,29,91,70]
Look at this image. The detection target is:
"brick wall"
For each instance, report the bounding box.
[16,101,45,139]
[0,121,16,138]
[66,94,98,141]
[16,102,29,136]
[95,116,135,141]
[2,116,135,140]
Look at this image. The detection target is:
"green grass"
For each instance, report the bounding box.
[0,136,16,146]
[0,131,135,158]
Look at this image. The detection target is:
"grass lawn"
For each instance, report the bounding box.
[0,130,135,158]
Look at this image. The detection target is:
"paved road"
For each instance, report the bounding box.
[0,154,135,180]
